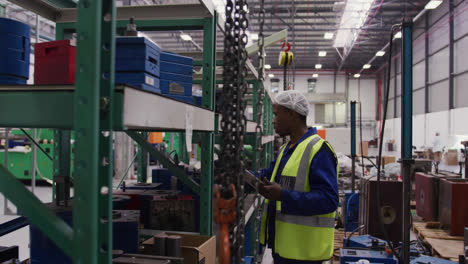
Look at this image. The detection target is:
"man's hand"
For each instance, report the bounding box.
[259,177,282,201]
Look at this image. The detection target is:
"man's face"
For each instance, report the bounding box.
[273,104,294,136]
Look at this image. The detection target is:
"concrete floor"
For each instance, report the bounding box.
[0,185,54,261]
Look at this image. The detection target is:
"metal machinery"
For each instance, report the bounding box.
[438,178,468,236]
[0,1,276,263]
[339,248,398,264]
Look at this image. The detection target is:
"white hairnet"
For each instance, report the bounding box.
[274,90,309,117]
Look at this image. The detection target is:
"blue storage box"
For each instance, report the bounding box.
[116,37,161,77]
[0,74,27,84]
[344,190,360,232]
[164,93,193,104]
[340,249,398,264]
[115,72,160,94]
[160,61,193,76]
[160,71,192,83]
[160,79,192,96]
[0,18,30,79]
[160,51,193,65]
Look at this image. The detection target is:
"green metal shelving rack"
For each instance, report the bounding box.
[0,1,274,263]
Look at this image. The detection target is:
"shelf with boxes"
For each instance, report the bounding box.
[0,1,275,263]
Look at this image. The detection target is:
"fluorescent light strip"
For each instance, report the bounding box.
[315,64,322,69]
[312,74,319,78]
[376,51,385,56]
[363,64,371,69]
[333,0,374,48]
[318,51,327,57]
[425,0,443,9]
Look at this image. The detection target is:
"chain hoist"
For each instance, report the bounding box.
[217,0,249,263]
[252,0,266,261]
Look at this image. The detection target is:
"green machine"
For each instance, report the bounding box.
[0,129,74,181]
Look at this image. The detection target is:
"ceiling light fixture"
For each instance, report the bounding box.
[268,73,275,78]
[180,33,192,41]
[324,32,334,39]
[394,31,402,39]
[318,51,327,57]
[425,0,443,9]
[333,0,374,48]
[363,64,371,69]
[312,74,319,78]
[315,64,322,69]
[376,50,386,56]
[264,64,272,69]
[354,74,361,78]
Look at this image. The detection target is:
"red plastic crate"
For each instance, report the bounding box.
[34,40,75,84]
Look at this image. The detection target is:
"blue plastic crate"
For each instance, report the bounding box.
[160,79,192,96]
[152,168,172,190]
[160,71,193,83]
[116,37,161,77]
[0,17,30,37]
[340,249,398,264]
[0,74,27,85]
[164,93,193,104]
[193,95,202,106]
[160,61,193,76]
[116,72,161,94]
[0,18,30,79]
[160,51,193,65]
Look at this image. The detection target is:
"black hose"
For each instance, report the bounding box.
[359,102,365,177]
[375,24,401,262]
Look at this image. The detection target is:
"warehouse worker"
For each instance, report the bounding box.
[258,90,339,264]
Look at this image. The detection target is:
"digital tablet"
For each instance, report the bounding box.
[244,170,263,190]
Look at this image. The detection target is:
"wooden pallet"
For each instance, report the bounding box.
[425,238,464,262]
[413,222,464,241]
[413,222,464,261]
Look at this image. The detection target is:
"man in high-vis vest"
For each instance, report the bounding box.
[257,90,339,264]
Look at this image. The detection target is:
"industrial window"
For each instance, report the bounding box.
[308,78,317,93]
[271,78,279,93]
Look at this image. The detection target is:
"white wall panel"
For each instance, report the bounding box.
[455,71,468,108]
[414,16,426,40]
[413,88,426,115]
[326,128,350,155]
[396,96,401,117]
[396,74,402,96]
[454,35,468,74]
[413,33,426,63]
[426,111,450,149]
[348,79,377,120]
[387,99,395,119]
[389,77,395,99]
[429,80,449,112]
[430,0,450,26]
[413,61,425,89]
[413,114,426,148]
[336,76,346,93]
[429,47,450,83]
[450,107,468,135]
[454,1,468,40]
[428,14,450,54]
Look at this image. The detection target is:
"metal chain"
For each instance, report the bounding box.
[220,0,249,262]
[253,0,265,261]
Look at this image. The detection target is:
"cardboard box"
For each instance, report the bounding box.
[359,141,369,157]
[142,232,216,264]
[382,156,396,165]
[445,149,458,166]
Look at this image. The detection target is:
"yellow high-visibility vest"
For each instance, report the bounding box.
[259,134,339,261]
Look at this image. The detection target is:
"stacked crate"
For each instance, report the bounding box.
[0,18,30,84]
[34,40,75,84]
[159,51,193,103]
[115,37,161,93]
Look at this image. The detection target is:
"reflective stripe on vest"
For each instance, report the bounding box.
[276,212,335,228]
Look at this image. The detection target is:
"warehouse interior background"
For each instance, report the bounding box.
[0,0,467,263]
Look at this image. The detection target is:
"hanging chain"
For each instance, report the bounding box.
[220,0,249,263]
[252,0,265,261]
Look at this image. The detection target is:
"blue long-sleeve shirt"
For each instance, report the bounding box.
[259,127,339,264]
